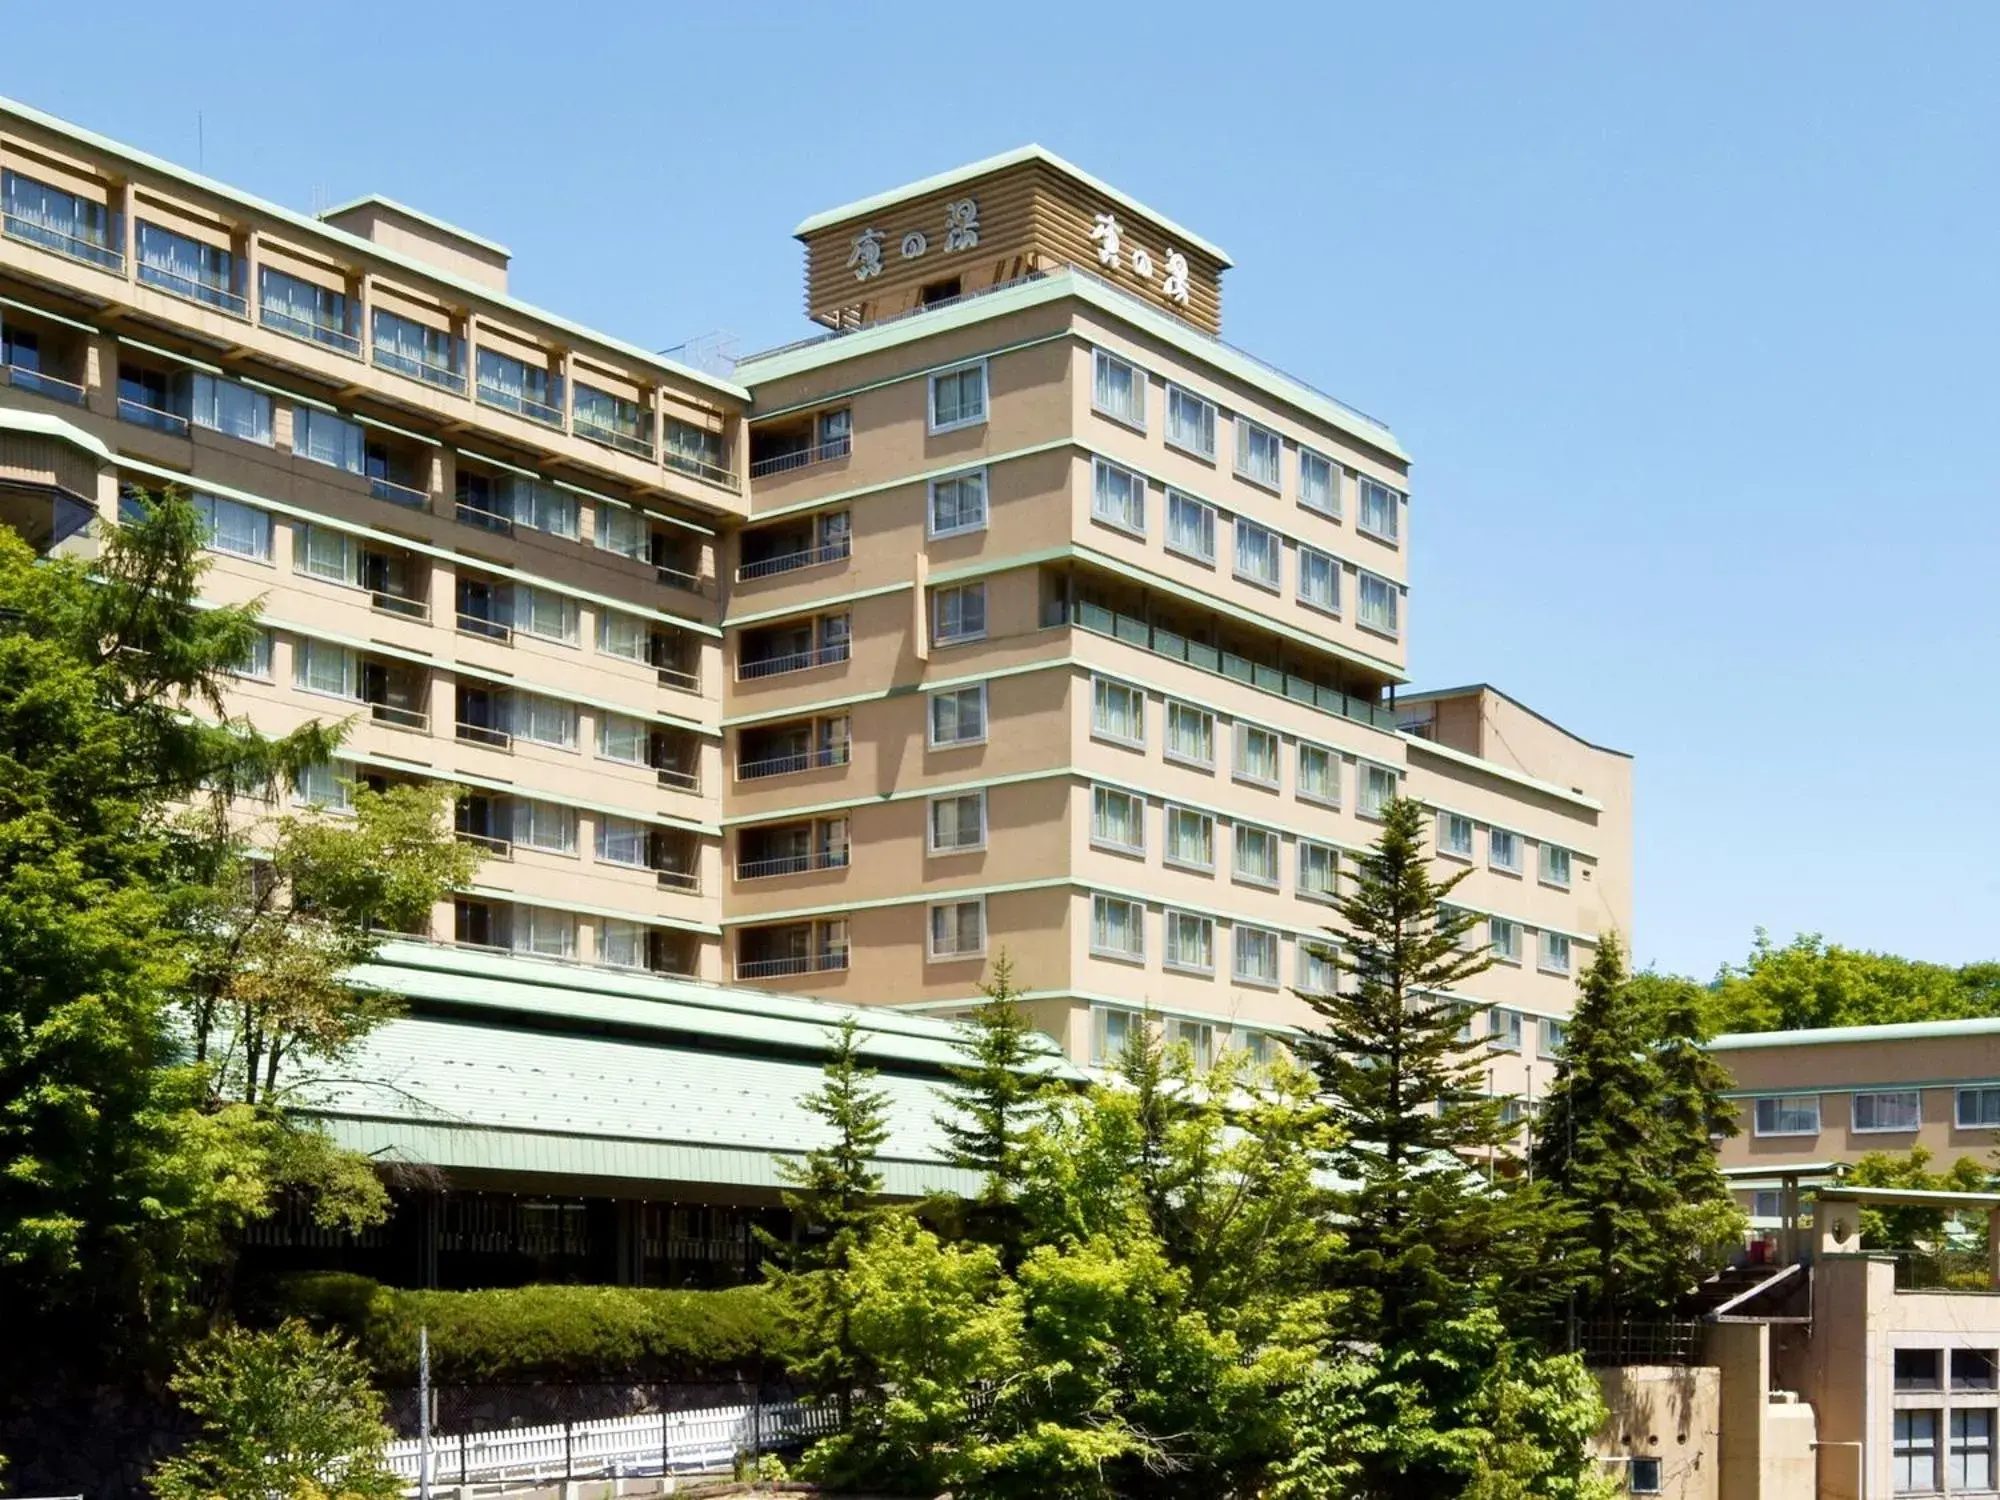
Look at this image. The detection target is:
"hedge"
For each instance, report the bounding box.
[260,1273,792,1386]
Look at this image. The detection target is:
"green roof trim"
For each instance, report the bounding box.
[1709,1017,2000,1051]
[0,405,112,462]
[318,193,512,259]
[792,144,1234,268]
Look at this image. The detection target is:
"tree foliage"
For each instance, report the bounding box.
[1847,1146,1993,1252]
[1705,929,2000,1033]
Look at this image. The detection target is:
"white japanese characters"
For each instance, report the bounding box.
[1088,212,1190,305]
[846,228,884,282]
[847,198,980,282]
[943,197,980,251]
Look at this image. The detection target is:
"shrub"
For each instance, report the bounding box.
[261,1273,791,1385]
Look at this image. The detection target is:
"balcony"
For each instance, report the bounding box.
[456,612,511,642]
[749,435,850,480]
[455,721,511,749]
[656,663,700,693]
[736,537,851,582]
[655,867,701,894]
[370,476,431,510]
[367,702,429,733]
[475,380,564,430]
[262,303,362,356]
[575,405,656,461]
[374,346,467,395]
[737,847,850,881]
[735,948,849,981]
[455,830,513,860]
[370,590,429,622]
[3,210,123,273]
[736,641,849,681]
[2,362,85,406]
[735,744,848,781]
[455,499,513,535]
[656,765,700,793]
[116,397,190,436]
[137,261,247,318]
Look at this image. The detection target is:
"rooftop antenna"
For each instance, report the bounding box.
[658,330,741,379]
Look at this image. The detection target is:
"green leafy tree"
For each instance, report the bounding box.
[1847,1146,1992,1252]
[1705,930,2000,1033]
[763,1016,896,1423]
[148,1318,400,1500]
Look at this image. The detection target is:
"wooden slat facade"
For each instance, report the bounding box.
[801,159,1226,335]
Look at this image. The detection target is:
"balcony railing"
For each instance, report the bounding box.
[368,702,429,732]
[665,449,738,492]
[656,765,700,793]
[4,212,123,272]
[735,744,849,781]
[656,663,700,693]
[1070,599,1400,734]
[373,347,467,394]
[455,501,513,535]
[456,830,513,860]
[737,848,850,881]
[748,436,851,480]
[370,476,431,509]
[370,591,429,622]
[735,948,850,980]
[456,613,511,642]
[655,868,700,894]
[455,721,511,749]
[261,304,362,356]
[736,642,850,681]
[3,363,86,406]
[137,261,248,318]
[737,537,852,582]
[117,398,190,436]
[476,382,565,429]
[654,564,703,593]
[575,417,656,461]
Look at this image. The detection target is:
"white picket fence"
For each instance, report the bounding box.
[383,1399,837,1485]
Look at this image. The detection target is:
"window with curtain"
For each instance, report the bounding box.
[1166,491,1215,562]
[1171,1019,1215,1069]
[1359,478,1402,541]
[1539,931,1572,975]
[1097,1006,1136,1062]
[1852,1090,1921,1132]
[1752,1095,1821,1136]
[1298,942,1338,995]
[596,609,648,661]
[1299,547,1340,612]
[1299,841,1337,901]
[1165,911,1214,973]
[1091,897,1144,961]
[1234,518,1281,588]
[506,479,578,538]
[1091,349,1146,427]
[596,712,649,764]
[595,815,651,868]
[1091,787,1145,853]
[228,628,273,680]
[196,494,271,560]
[1092,459,1147,535]
[931,583,986,644]
[258,266,351,342]
[292,640,355,699]
[1091,677,1144,746]
[1489,917,1522,963]
[1298,449,1339,516]
[1235,418,1283,489]
[4,169,115,257]
[928,900,985,959]
[929,363,987,430]
[511,799,577,854]
[1489,828,1522,873]
[1440,813,1475,858]
[928,793,985,852]
[137,222,236,306]
[1234,825,1280,887]
[295,523,356,584]
[1540,843,1572,886]
[929,470,988,535]
[510,691,577,749]
[1165,385,1217,457]
[1165,807,1214,871]
[1165,702,1214,767]
[512,905,576,958]
[1234,724,1280,786]
[293,408,364,473]
[514,586,579,644]
[291,760,352,811]
[372,307,464,386]
[1358,571,1400,636]
[595,502,649,558]
[1234,927,1280,986]
[1298,744,1339,805]
[1359,763,1399,817]
[598,918,646,969]
[928,685,986,746]
[190,374,271,444]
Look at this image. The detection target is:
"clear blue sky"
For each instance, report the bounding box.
[12,2,1997,979]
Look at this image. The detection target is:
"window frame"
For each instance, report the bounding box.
[1298,839,1338,904]
[1163,909,1217,975]
[1752,1094,1823,1138]
[1297,447,1340,518]
[1163,805,1216,874]
[1234,416,1284,492]
[1851,1089,1922,1134]
[1232,823,1281,890]
[1233,924,1282,989]
[1089,895,1146,964]
[927,683,989,748]
[1089,676,1147,749]
[1090,347,1147,431]
[1164,384,1218,460]
[1089,785,1147,856]
[1439,812,1475,861]
[1358,761,1400,819]
[1488,827,1523,875]
[1297,743,1340,808]
[1488,916,1522,965]
[1539,841,1573,888]
[927,359,989,434]
[1538,930,1573,976]
[1893,1408,1939,1494]
[1164,701,1216,770]
[927,467,989,538]
[1959,1087,2000,1129]
[926,897,988,962]
[1358,475,1404,545]
[1298,545,1342,615]
[1164,489,1217,564]
[1233,723,1282,788]
[1232,515,1282,591]
[1090,456,1148,538]
[926,790,988,856]
[1357,569,1402,639]
[930,582,988,646]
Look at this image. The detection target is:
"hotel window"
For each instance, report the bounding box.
[1234,724,1281,787]
[1091,677,1145,747]
[1171,1018,1216,1068]
[1489,917,1522,964]
[928,899,986,960]
[1898,1350,1944,1392]
[1092,458,1147,536]
[1234,825,1280,888]
[1751,1190,1783,1220]
[1439,813,1475,859]
[929,792,986,853]
[1490,1009,1524,1052]
[291,760,353,812]
[190,374,271,444]
[596,712,649,765]
[929,361,987,432]
[1298,941,1339,996]
[1166,490,1216,563]
[1498,1097,1527,1127]
[1359,477,1403,543]
[137,221,238,309]
[259,266,352,348]
[1234,926,1281,988]
[1952,1409,1995,1491]
[229,628,273,681]
[1235,418,1283,491]
[1959,1087,2000,1128]
[1358,571,1401,637]
[1165,702,1215,769]
[1359,762,1399,818]
[1298,448,1339,517]
[514,586,579,645]
[1955,1350,1999,1391]
[1541,1017,1568,1056]
[1298,744,1340,806]
[292,407,365,474]
[512,905,576,959]
[598,918,647,969]
[1540,843,1572,888]
[1489,828,1522,874]
[1234,517,1282,589]
[594,814,650,868]
[293,639,356,700]
[928,684,988,747]
[294,523,357,585]
[1299,841,1338,902]
[1164,911,1215,973]
[1894,1409,1940,1494]
[1539,931,1572,975]
[1626,1458,1662,1496]
[197,494,272,561]
[1852,1089,1921,1133]
[512,799,578,855]
[1752,1095,1821,1137]
[1091,787,1146,854]
[1164,807,1215,872]
[929,469,988,537]
[1092,349,1146,428]
[1091,896,1145,962]
[1165,385,1217,458]
[372,308,464,390]
[595,502,648,559]
[511,481,578,539]
[1299,546,1341,614]
[510,691,578,750]
[931,583,987,645]
[476,349,563,426]
[596,609,648,662]
[1097,1005,1137,1064]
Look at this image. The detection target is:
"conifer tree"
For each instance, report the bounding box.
[1646,975,1749,1289]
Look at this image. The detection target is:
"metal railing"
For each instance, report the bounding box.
[3,212,123,272]
[576,417,656,460]
[370,590,429,622]
[1573,1317,1703,1368]
[261,303,362,356]
[736,745,848,781]
[665,448,739,492]
[455,500,514,534]
[1894,1247,1995,1291]
[737,848,850,881]
[476,382,565,429]
[2,363,85,405]
[656,663,700,693]
[735,948,850,980]
[456,613,512,642]
[737,537,852,581]
[370,476,430,509]
[137,260,248,317]
[117,397,190,435]
[655,868,700,893]
[748,436,851,479]
[656,765,700,793]
[736,642,849,680]
[455,721,512,749]
[373,346,467,393]
[654,563,703,593]
[368,702,429,732]
[456,830,513,859]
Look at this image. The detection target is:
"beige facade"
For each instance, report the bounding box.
[0,99,1634,1086]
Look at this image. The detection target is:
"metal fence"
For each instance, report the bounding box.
[1573,1317,1704,1367]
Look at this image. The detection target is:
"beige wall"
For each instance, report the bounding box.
[1594,1364,1720,1500]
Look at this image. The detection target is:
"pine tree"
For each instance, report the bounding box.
[1646,975,1750,1291]
[1293,795,1535,1348]
[935,952,1057,1260]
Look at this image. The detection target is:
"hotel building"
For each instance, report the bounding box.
[0,97,1630,1278]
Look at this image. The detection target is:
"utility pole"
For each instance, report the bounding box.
[418,1324,432,1500]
